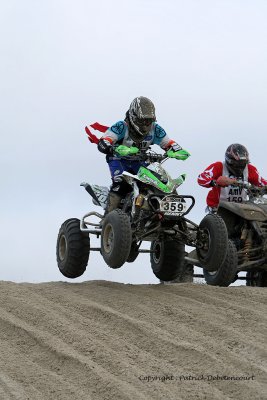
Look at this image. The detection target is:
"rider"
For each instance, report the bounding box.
[197,143,267,211]
[97,96,191,213]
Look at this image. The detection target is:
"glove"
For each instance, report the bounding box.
[98,139,113,155]
[167,149,190,160]
[216,176,237,187]
[115,145,139,156]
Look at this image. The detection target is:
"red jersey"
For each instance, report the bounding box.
[198,161,267,207]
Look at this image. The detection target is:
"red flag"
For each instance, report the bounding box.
[90,122,109,133]
[85,126,99,144]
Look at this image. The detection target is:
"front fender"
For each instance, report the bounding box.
[219,201,267,222]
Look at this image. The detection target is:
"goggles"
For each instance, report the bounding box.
[227,159,248,168]
[136,118,155,127]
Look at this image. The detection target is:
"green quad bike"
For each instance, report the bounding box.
[56,150,230,283]
[211,181,267,287]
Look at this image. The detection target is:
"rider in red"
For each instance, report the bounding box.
[198,143,267,211]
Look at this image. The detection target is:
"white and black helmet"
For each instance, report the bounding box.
[127,96,156,143]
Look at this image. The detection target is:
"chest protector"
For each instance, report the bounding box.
[220,162,248,203]
[120,126,155,150]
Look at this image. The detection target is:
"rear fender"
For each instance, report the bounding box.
[82,184,109,209]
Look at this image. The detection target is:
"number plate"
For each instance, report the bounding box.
[160,196,187,216]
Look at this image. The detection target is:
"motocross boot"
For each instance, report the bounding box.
[100,192,122,227]
[106,192,122,213]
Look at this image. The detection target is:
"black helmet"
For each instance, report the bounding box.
[225,143,249,177]
[127,96,156,143]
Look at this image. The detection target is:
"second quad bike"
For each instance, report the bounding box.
[56,149,230,282]
[215,181,267,287]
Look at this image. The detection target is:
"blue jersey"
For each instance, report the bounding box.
[101,120,176,150]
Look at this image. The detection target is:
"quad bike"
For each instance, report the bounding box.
[56,149,229,282]
[212,181,267,287]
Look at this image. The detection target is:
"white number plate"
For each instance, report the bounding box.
[160,197,187,216]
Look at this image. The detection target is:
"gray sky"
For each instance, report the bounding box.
[1,0,267,284]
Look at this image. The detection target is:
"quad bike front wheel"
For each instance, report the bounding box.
[150,239,192,282]
[197,214,228,272]
[101,209,132,268]
[56,218,90,278]
[203,239,237,287]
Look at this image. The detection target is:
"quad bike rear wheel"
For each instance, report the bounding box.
[127,241,139,263]
[203,239,237,286]
[101,209,132,268]
[197,214,228,272]
[56,218,90,278]
[246,270,267,287]
[150,239,191,282]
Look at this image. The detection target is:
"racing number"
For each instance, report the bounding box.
[163,202,184,211]
[227,196,243,202]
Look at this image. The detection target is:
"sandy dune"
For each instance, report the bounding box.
[0,280,266,400]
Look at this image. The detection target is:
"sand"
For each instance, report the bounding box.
[0,280,266,400]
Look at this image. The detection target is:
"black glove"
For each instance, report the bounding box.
[97,139,113,155]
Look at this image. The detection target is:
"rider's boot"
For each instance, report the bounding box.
[106,192,122,213]
[100,192,122,226]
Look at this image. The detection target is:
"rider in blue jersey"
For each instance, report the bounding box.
[97,96,190,213]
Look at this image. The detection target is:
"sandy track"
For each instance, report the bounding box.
[0,280,266,400]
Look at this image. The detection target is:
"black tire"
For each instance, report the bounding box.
[246,270,267,287]
[101,209,132,268]
[127,242,139,263]
[180,262,194,283]
[203,239,237,286]
[150,239,187,281]
[56,218,90,278]
[197,214,228,272]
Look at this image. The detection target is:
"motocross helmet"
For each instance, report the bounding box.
[225,143,249,177]
[127,97,156,143]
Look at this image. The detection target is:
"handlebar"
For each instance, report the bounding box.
[112,150,168,163]
[235,180,267,196]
